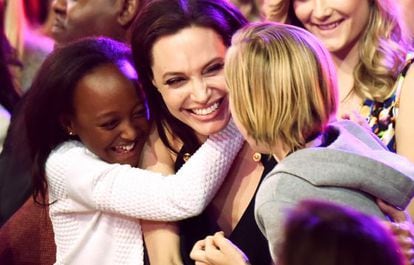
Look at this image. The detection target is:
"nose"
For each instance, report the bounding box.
[120,121,137,141]
[312,0,332,20]
[52,0,66,15]
[190,78,211,104]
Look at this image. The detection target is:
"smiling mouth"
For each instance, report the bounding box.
[314,19,344,30]
[51,17,65,31]
[190,100,222,116]
[112,142,136,153]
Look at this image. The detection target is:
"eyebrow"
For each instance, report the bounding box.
[161,57,224,80]
[94,102,146,120]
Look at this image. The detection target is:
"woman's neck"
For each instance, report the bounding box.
[331,41,360,98]
[271,143,291,162]
[196,132,208,143]
[271,133,324,162]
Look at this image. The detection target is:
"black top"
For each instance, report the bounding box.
[176,147,277,265]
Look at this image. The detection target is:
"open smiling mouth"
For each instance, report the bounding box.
[190,99,223,116]
[112,142,136,153]
[314,19,345,30]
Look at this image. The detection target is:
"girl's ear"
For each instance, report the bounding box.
[59,114,76,136]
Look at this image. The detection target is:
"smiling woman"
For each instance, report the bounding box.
[150,26,230,141]
[290,0,414,160]
[20,37,243,265]
[287,0,414,222]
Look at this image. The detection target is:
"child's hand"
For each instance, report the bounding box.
[190,231,250,265]
[341,110,371,131]
[378,199,414,265]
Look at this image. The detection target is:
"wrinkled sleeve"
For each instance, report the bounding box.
[46,120,244,221]
[254,171,296,263]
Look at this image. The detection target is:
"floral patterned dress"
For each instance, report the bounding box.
[360,53,414,152]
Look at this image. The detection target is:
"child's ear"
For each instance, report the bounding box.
[117,0,139,27]
[59,115,76,136]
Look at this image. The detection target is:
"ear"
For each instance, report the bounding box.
[59,114,76,136]
[151,78,161,91]
[117,0,139,27]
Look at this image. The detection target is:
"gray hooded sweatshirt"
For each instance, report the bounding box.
[255,120,414,262]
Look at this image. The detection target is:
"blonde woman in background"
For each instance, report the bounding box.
[289,0,414,218]
[272,0,414,161]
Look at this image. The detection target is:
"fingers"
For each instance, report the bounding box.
[340,111,370,130]
[190,232,250,265]
[191,235,224,264]
[190,239,209,264]
[340,113,350,120]
[377,199,411,223]
[378,200,414,265]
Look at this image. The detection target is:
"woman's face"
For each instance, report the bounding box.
[151,26,230,139]
[293,0,370,57]
[398,0,414,38]
[66,63,150,167]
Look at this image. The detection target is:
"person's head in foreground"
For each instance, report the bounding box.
[23,37,150,203]
[225,22,337,159]
[278,200,404,265]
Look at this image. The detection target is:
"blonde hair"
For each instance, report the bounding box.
[226,22,338,152]
[351,0,412,101]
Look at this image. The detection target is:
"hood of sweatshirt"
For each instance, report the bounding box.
[275,120,414,210]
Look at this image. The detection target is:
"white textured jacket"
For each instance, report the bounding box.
[46,121,243,265]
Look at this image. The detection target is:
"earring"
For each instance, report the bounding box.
[68,131,74,136]
[252,152,261,162]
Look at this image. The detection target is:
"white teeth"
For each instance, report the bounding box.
[114,143,135,152]
[192,102,220,116]
[317,21,340,30]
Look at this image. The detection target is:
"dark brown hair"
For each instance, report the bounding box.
[278,200,403,265]
[23,37,136,204]
[131,0,248,153]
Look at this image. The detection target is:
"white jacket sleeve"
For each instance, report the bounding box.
[46,120,243,221]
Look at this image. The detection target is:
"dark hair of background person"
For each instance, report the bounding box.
[278,200,404,265]
[22,37,134,205]
[131,0,248,154]
[0,1,21,114]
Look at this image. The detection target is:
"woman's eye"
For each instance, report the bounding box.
[133,109,148,119]
[164,77,186,87]
[204,63,224,75]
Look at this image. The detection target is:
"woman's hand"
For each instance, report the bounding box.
[190,232,250,265]
[341,110,371,131]
[378,199,414,265]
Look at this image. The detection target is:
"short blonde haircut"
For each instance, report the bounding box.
[225,22,338,152]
